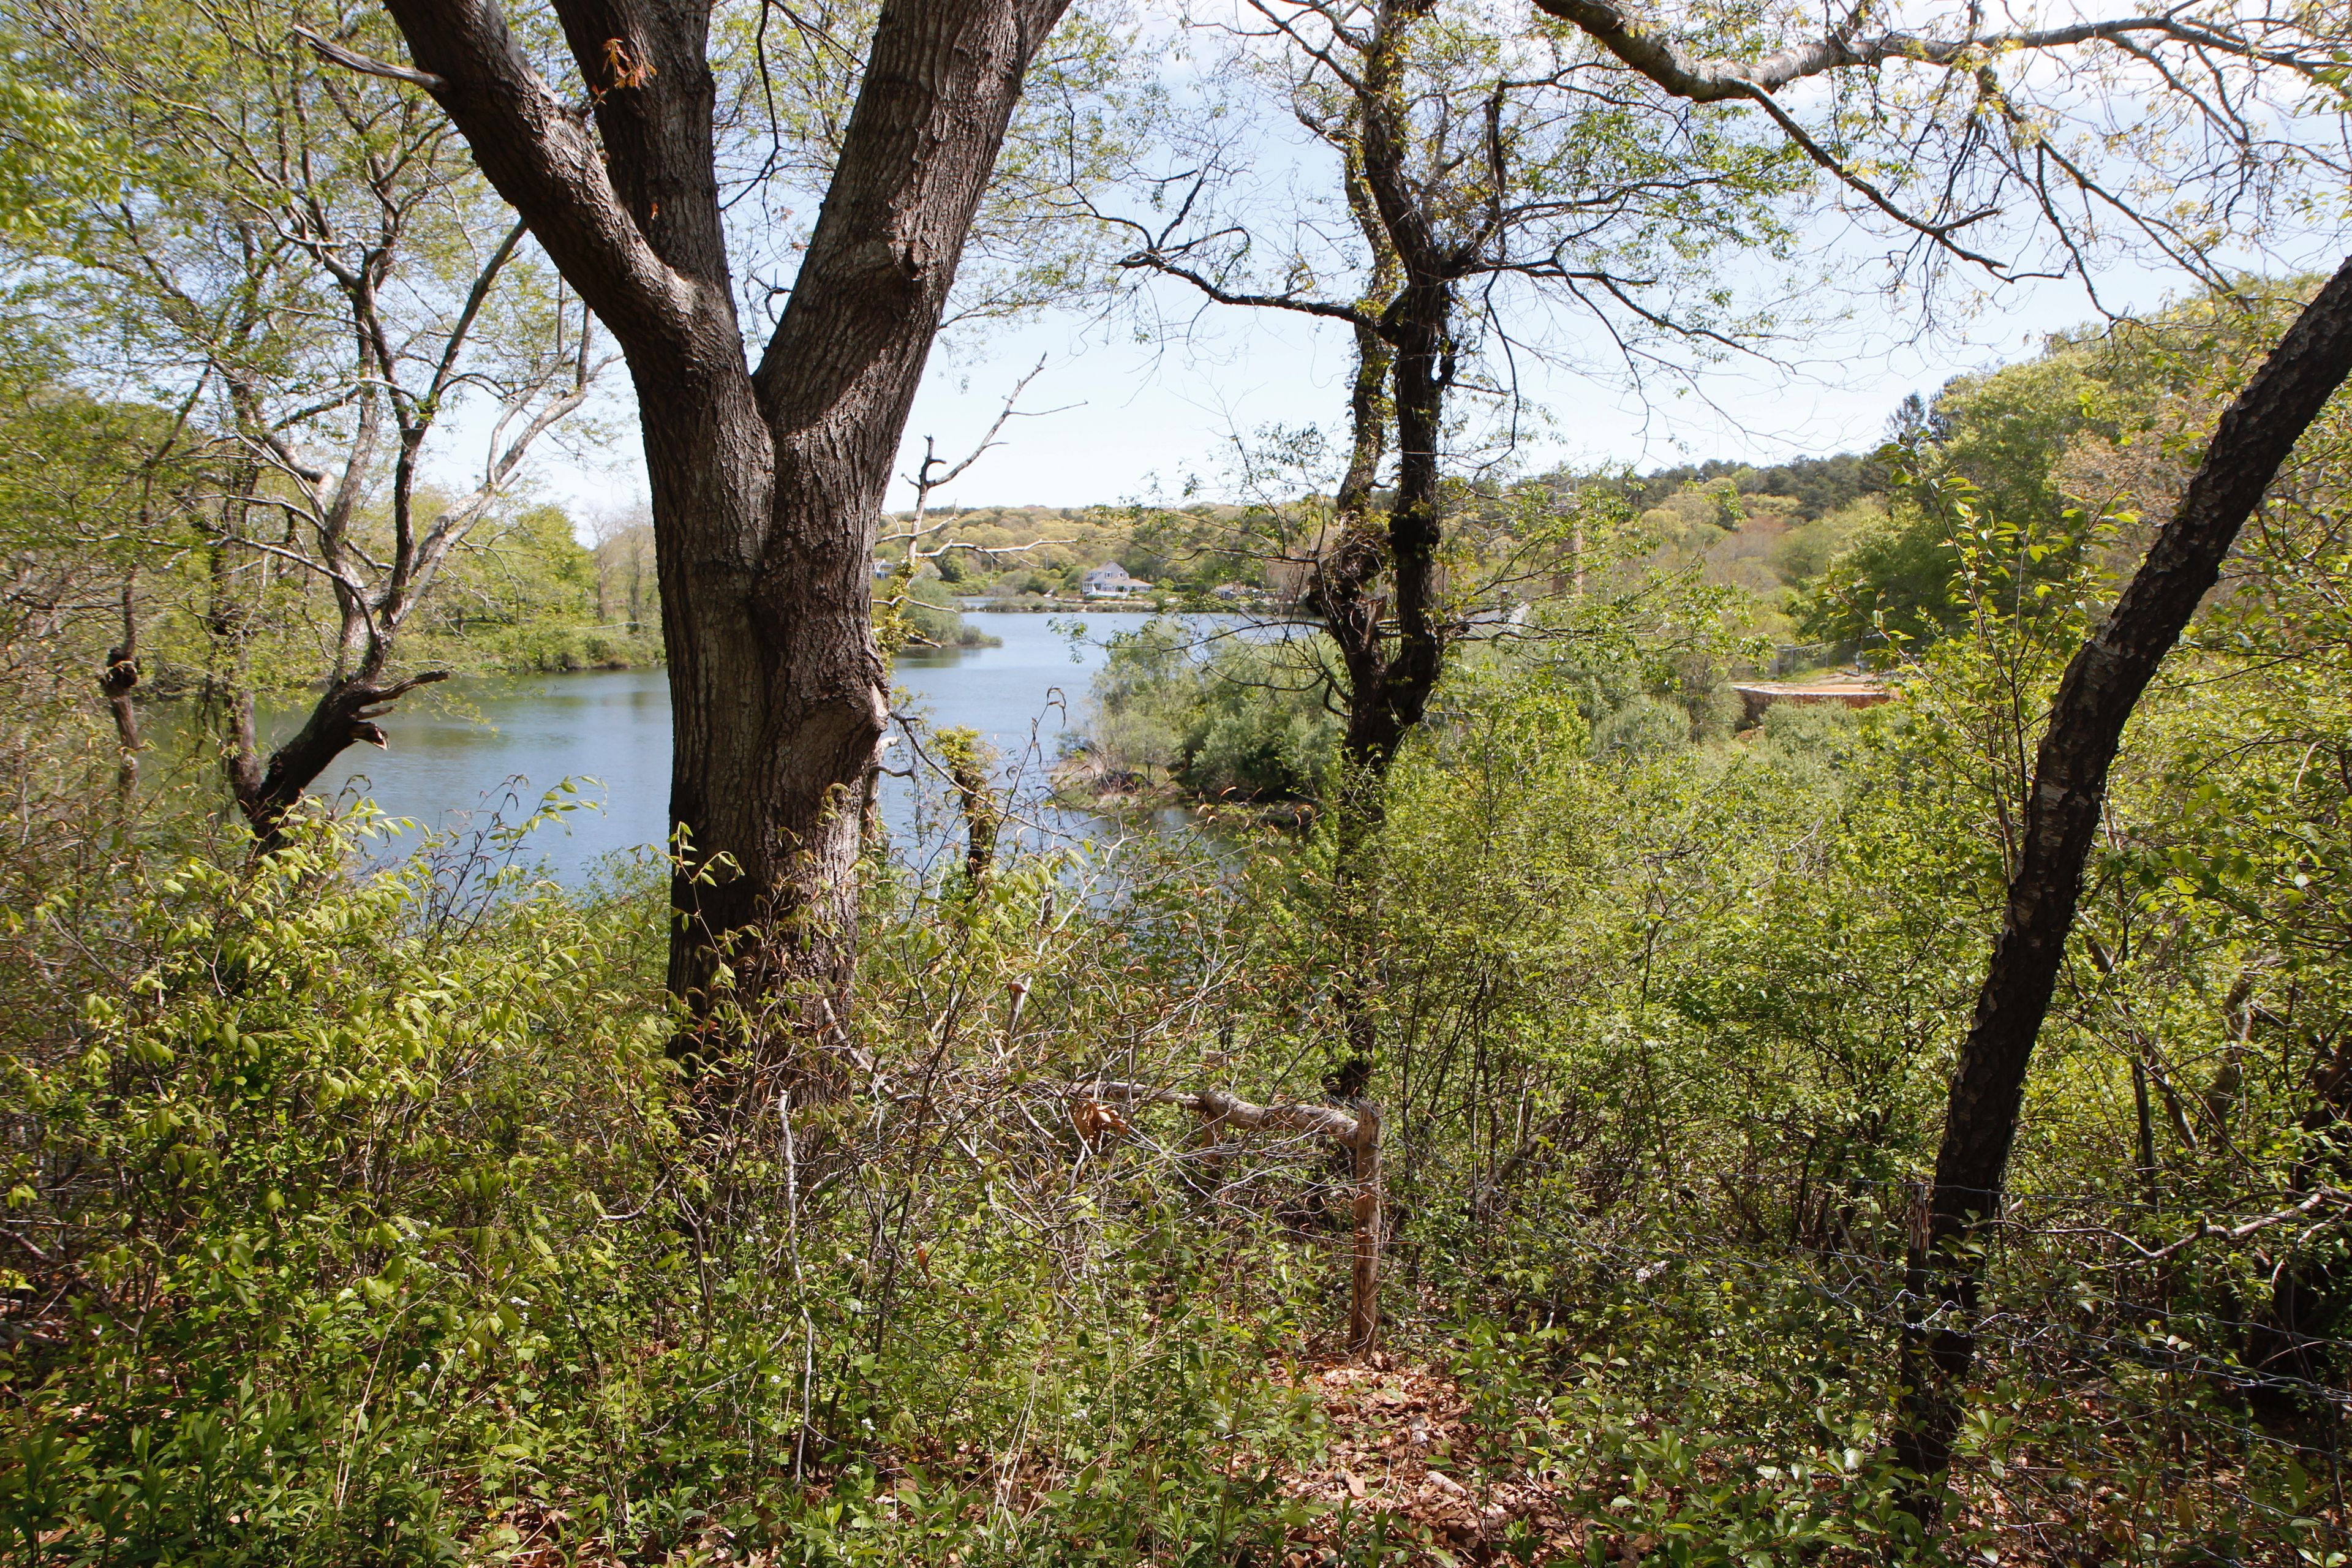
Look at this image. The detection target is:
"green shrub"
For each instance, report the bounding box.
[0,814,1344,1564]
[1079,619,1338,802]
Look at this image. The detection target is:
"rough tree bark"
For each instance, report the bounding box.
[1891,256,2352,1505]
[373,0,1074,1020]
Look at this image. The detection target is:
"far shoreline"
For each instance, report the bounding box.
[954,595,1279,616]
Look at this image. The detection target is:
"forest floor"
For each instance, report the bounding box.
[476,1351,1592,1566]
[1273,1354,1586,1566]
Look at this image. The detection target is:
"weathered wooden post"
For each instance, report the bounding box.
[1347,1099,1383,1352]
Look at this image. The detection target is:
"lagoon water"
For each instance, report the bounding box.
[263,610,1195,883]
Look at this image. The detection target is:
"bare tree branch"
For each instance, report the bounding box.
[292,23,445,92]
[1526,0,2332,104]
[1120,249,1376,327]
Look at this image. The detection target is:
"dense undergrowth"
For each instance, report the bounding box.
[6,295,2352,1565]
[5,591,2348,1562]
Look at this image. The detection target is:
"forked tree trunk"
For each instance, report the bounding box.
[379,0,1074,1024]
[1324,279,1449,794]
[1318,293,1447,1099]
[1314,322,1397,846]
[1314,322,1396,1100]
[1321,10,1451,812]
[232,668,451,841]
[1311,20,1457,1097]
[1891,257,2352,1509]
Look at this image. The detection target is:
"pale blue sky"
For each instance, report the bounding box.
[496,0,2350,523]
[520,254,2203,521]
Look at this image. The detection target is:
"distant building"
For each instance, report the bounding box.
[1081,564,1152,599]
[873,558,897,579]
[1210,582,1250,601]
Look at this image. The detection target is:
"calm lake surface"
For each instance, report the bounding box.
[268,611,1207,883]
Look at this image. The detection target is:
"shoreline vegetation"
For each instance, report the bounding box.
[1049,748,1321,830]
[1047,447,1901,814]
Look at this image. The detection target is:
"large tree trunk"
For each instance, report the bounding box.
[379,0,1072,1023]
[1891,257,2352,1507]
[630,357,799,1012]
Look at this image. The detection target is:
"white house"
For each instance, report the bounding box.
[1080,564,1152,599]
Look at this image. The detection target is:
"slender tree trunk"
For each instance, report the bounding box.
[1366,275,1449,766]
[1891,256,2352,1508]
[1310,15,1453,1097]
[2130,1057,2157,1204]
[1319,283,1450,1099]
[1316,321,1396,849]
[1327,292,1446,787]
[200,499,270,822]
[1348,1099,1385,1352]
[1327,3,1450,802]
[1326,293,1449,1100]
[1314,324,1396,1099]
[937,728,1000,890]
[99,570,141,807]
